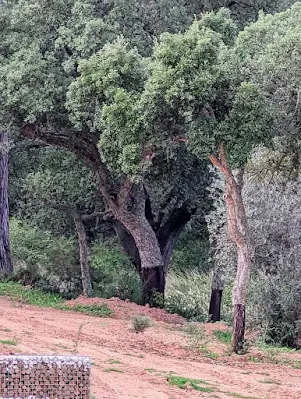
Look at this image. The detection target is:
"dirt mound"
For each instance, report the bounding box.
[66,296,185,325]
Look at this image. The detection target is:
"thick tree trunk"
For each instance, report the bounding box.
[209,289,223,322]
[141,265,165,307]
[113,198,194,306]
[73,211,93,297]
[128,223,165,306]
[209,145,252,353]
[0,131,12,277]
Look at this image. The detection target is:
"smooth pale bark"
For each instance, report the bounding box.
[73,211,93,297]
[0,131,12,277]
[209,145,252,353]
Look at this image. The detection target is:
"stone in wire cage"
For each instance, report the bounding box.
[0,355,91,399]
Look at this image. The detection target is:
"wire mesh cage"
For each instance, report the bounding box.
[0,355,90,399]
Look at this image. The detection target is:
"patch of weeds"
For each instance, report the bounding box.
[213,330,232,344]
[255,372,269,376]
[258,380,280,385]
[292,361,301,369]
[248,356,263,363]
[200,346,219,359]
[183,323,206,338]
[131,315,152,333]
[0,282,63,307]
[167,375,214,392]
[107,359,122,365]
[103,368,124,373]
[1,328,11,333]
[63,304,112,318]
[258,342,296,353]
[144,368,157,373]
[0,339,17,346]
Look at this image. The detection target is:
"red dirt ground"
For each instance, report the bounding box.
[0,296,300,399]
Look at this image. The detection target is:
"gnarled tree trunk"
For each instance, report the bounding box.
[209,145,252,353]
[0,131,12,277]
[73,210,93,297]
[113,195,194,307]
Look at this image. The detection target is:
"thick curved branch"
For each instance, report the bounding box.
[21,122,116,205]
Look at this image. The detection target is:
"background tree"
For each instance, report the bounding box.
[140,9,273,351]
[0,0,213,306]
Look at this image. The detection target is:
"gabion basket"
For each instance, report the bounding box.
[0,355,91,399]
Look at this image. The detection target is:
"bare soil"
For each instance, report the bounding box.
[0,296,300,399]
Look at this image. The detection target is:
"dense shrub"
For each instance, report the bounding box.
[247,266,301,347]
[165,270,232,322]
[91,243,142,303]
[10,218,81,298]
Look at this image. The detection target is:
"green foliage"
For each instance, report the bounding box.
[247,269,301,347]
[91,243,142,303]
[131,315,153,333]
[0,282,64,307]
[165,271,211,321]
[213,330,232,344]
[0,340,17,346]
[10,218,81,297]
[142,8,272,169]
[167,375,213,392]
[65,303,112,317]
[165,271,232,322]
[171,237,212,273]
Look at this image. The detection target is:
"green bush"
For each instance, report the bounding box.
[91,243,142,303]
[247,267,301,348]
[131,315,152,333]
[165,270,233,322]
[10,218,81,298]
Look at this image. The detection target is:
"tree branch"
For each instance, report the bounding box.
[21,122,117,206]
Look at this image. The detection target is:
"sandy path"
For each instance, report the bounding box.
[0,297,300,398]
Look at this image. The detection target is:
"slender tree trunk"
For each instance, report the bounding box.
[209,289,223,322]
[73,211,93,297]
[232,245,251,352]
[0,131,12,277]
[209,145,252,353]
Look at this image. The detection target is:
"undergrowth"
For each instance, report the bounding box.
[167,375,214,393]
[0,282,112,318]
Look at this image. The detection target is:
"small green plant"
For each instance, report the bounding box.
[64,304,112,317]
[213,330,232,344]
[0,339,17,346]
[104,368,124,373]
[167,375,214,392]
[1,328,11,332]
[258,379,280,385]
[183,323,206,338]
[199,345,219,359]
[107,359,122,365]
[131,315,152,333]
